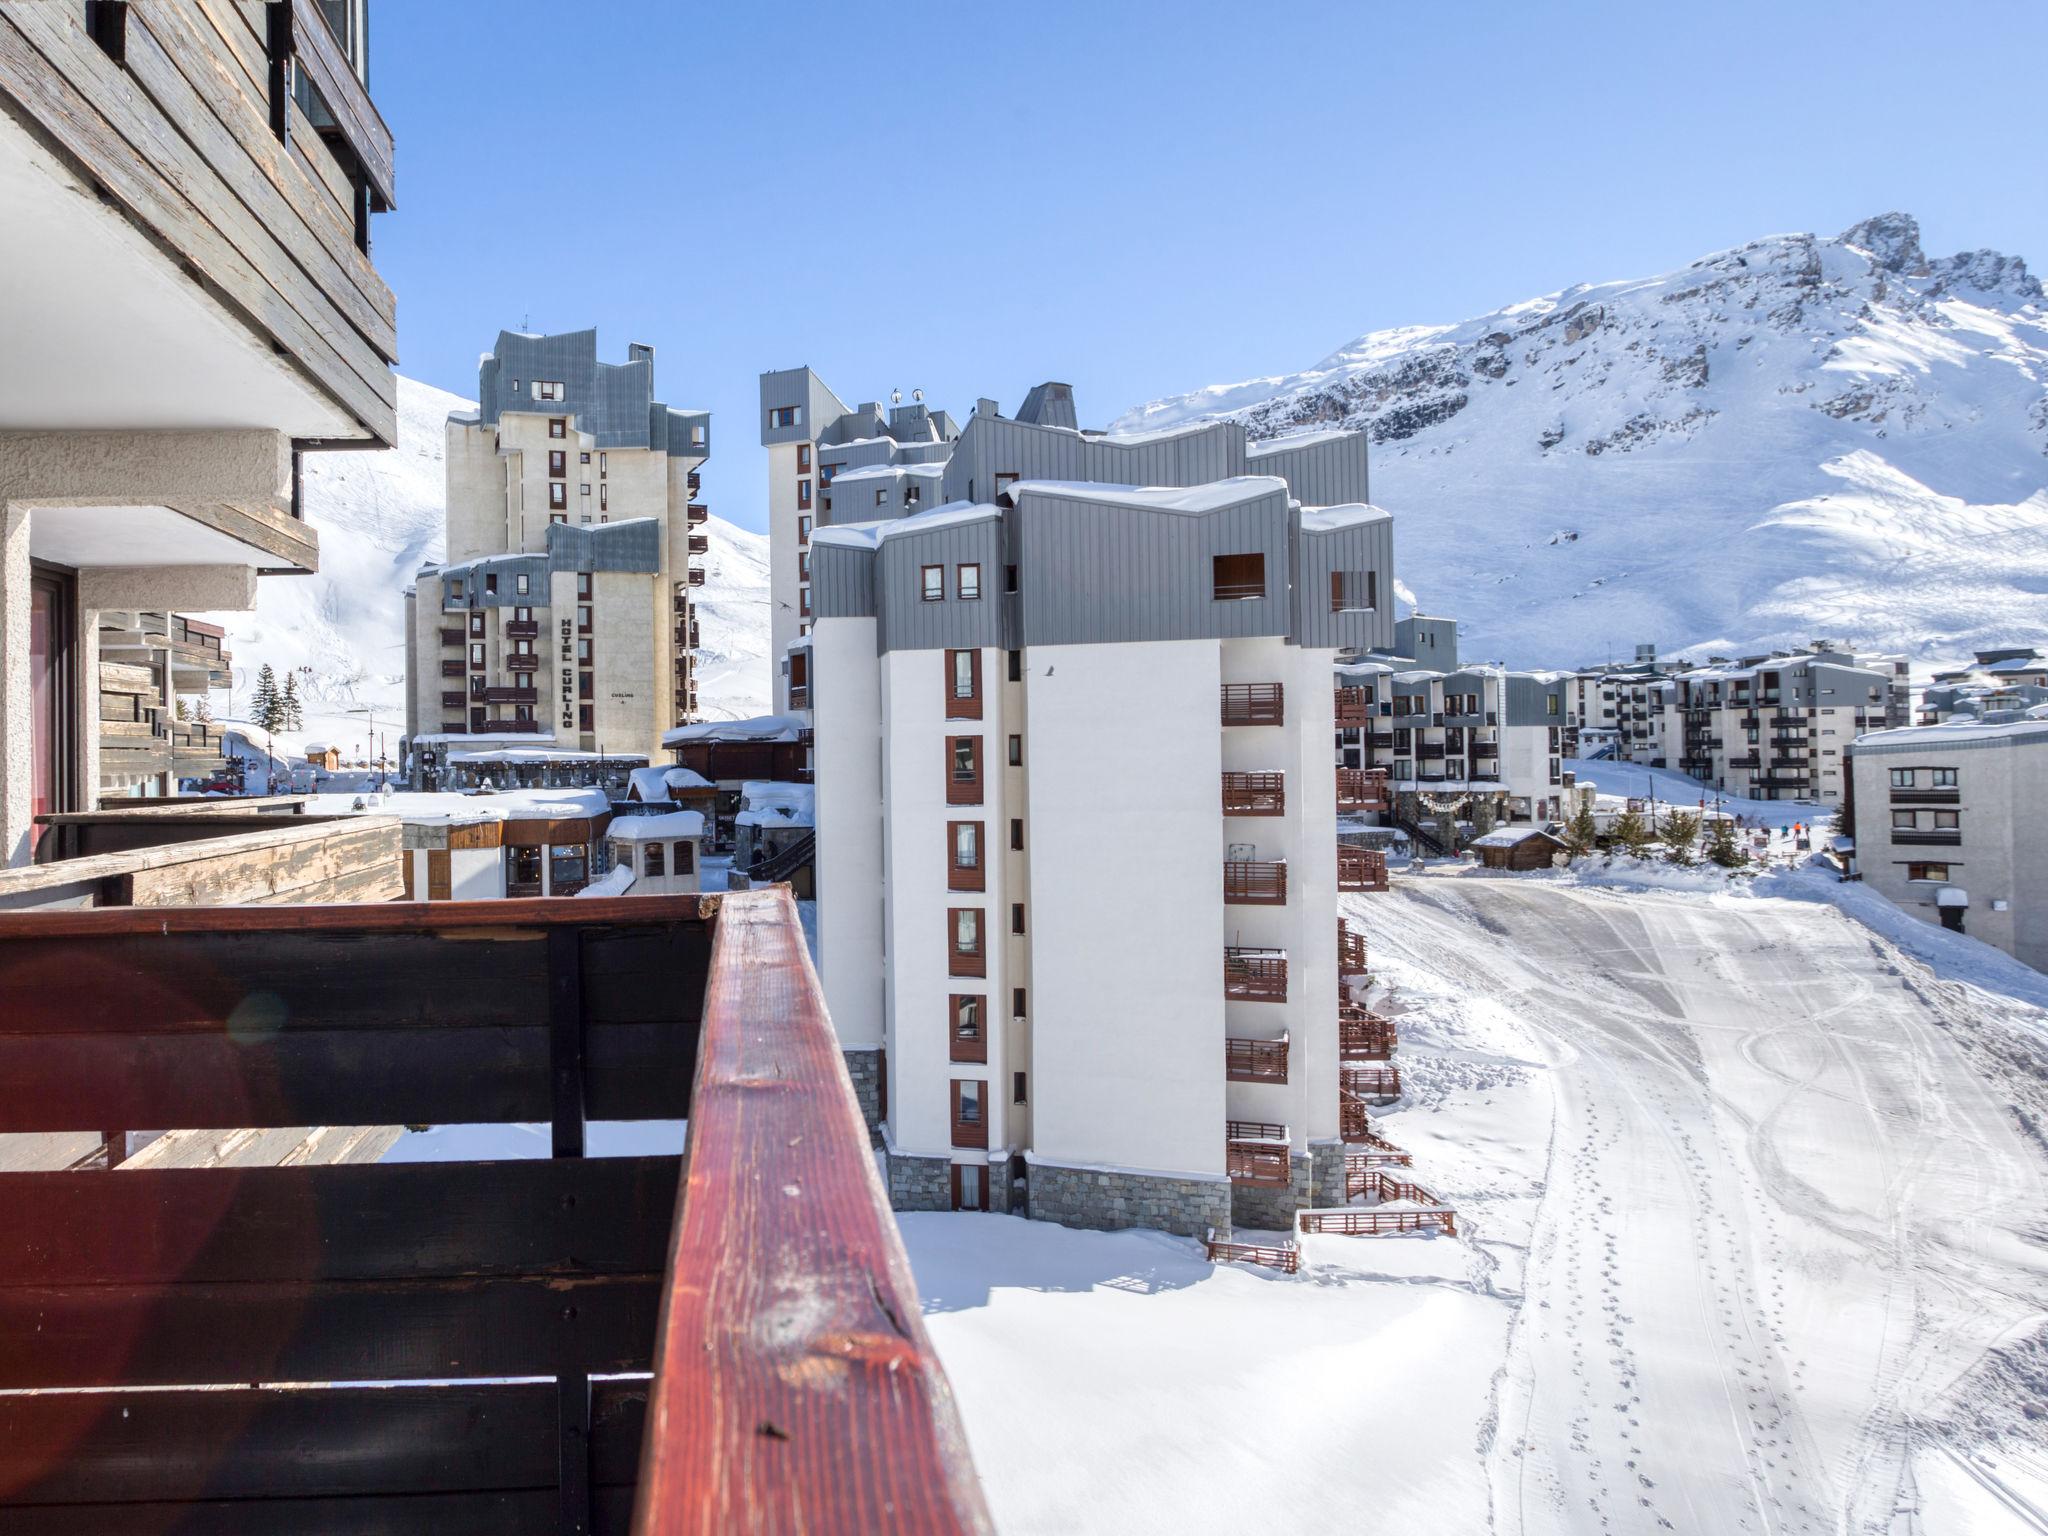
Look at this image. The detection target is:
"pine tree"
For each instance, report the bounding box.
[1704,814,1748,869]
[174,696,190,722]
[1611,805,1653,858]
[251,664,281,733]
[194,694,213,725]
[1563,797,1599,855]
[281,672,304,731]
[1660,810,1702,866]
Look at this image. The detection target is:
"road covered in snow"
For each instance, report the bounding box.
[904,864,2048,1535]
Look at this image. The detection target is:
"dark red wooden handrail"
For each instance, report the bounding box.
[634,887,992,1535]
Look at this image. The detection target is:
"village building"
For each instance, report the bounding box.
[604,808,706,896]
[1471,825,1572,871]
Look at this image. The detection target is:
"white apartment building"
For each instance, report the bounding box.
[805,401,1394,1235]
[758,368,962,716]
[1849,720,2047,972]
[405,331,709,785]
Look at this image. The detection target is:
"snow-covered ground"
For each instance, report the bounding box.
[904,864,2048,1535]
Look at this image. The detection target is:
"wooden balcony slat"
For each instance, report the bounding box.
[634,887,992,1536]
[286,0,394,207]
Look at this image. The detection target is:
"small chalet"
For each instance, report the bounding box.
[1471,825,1572,871]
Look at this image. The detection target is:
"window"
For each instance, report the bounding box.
[946,649,981,718]
[469,643,484,666]
[799,587,812,618]
[577,573,592,599]
[949,908,985,977]
[1212,552,1265,601]
[516,574,530,596]
[1007,733,1021,767]
[951,1079,986,1149]
[768,404,801,430]
[548,418,566,439]
[949,820,983,891]
[1932,767,1958,787]
[1010,902,1025,935]
[599,452,607,477]
[535,382,564,402]
[1892,810,1917,829]
[579,451,590,464]
[550,514,568,527]
[1546,696,1560,716]
[1013,1072,1028,1106]
[639,841,666,877]
[485,573,498,594]
[798,516,812,545]
[994,471,1019,498]
[797,444,811,472]
[905,484,923,508]
[946,735,982,805]
[1934,810,1960,829]
[921,565,944,602]
[1012,987,1026,1017]
[1005,564,1019,594]
[579,704,594,730]
[798,479,812,511]
[874,488,888,508]
[469,613,485,636]
[1890,768,1916,788]
[798,550,811,582]
[950,995,986,1063]
[578,604,593,633]
[1010,817,1023,851]
[1007,650,1021,683]
[957,564,982,601]
[579,483,591,497]
[577,638,592,663]
[1330,570,1377,611]
[578,674,593,701]
[549,450,566,477]
[674,841,696,873]
[599,485,608,510]
[549,483,567,510]
[1907,863,1950,882]
[515,605,532,621]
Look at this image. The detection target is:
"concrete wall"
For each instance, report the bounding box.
[813,615,885,1051]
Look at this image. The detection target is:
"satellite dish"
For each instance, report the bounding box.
[913,388,924,403]
[890,389,902,404]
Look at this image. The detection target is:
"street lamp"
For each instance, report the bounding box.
[346,704,388,791]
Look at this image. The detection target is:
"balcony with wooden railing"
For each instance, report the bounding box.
[505,618,540,639]
[1337,844,1390,892]
[1205,1229,1299,1272]
[1337,918,1368,977]
[481,718,544,734]
[1226,1121,1292,1187]
[440,690,466,708]
[1342,1065,1402,1102]
[688,503,709,525]
[1334,687,1369,728]
[689,533,710,555]
[440,626,465,646]
[687,567,707,586]
[1336,768,1390,812]
[1221,771,1285,816]
[1224,1033,1289,1084]
[439,659,466,678]
[1223,859,1287,906]
[0,889,993,1533]
[1223,945,1288,1001]
[483,685,538,705]
[1339,1005,1396,1061]
[1219,683,1284,726]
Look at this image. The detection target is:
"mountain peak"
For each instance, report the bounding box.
[1838,211,1927,274]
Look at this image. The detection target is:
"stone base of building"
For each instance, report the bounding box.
[886,1150,952,1212]
[1309,1140,1349,1208]
[842,1048,884,1147]
[1027,1161,1232,1239]
[1229,1154,1315,1233]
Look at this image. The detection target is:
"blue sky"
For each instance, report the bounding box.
[372,0,2048,535]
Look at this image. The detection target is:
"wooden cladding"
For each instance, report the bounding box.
[950,1079,988,1150]
[1337,844,1390,892]
[944,648,982,719]
[1336,768,1391,811]
[947,821,984,892]
[1334,686,1369,728]
[948,907,985,978]
[1337,918,1369,977]
[1220,683,1284,726]
[1339,1006,1397,1061]
[949,995,988,1064]
[1223,945,1288,1001]
[945,735,983,806]
[1223,859,1287,906]
[1225,1121,1290,1187]
[1221,771,1285,816]
[1224,1034,1289,1084]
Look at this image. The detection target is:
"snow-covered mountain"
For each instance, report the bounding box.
[200,374,773,747]
[1118,213,2048,671]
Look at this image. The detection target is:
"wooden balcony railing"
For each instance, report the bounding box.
[1205,1229,1299,1272]
[440,626,465,645]
[1344,1138,1413,1177]
[1223,945,1288,1001]
[0,889,992,1534]
[1336,768,1390,812]
[1334,686,1369,728]
[1338,1006,1396,1061]
[1299,1206,1455,1238]
[1219,683,1284,726]
[441,689,466,708]
[1225,1033,1290,1084]
[1337,845,1389,892]
[505,618,540,639]
[440,658,466,678]
[687,567,707,586]
[688,533,710,556]
[1223,859,1287,906]
[1225,1121,1291,1187]
[482,718,544,734]
[1220,770,1285,816]
[1341,1065,1402,1102]
[1337,918,1368,977]
[483,685,538,705]
[1340,1092,1372,1143]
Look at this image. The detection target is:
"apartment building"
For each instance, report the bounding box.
[404,331,709,785]
[1849,720,2047,972]
[807,401,1393,1235]
[1336,661,1571,824]
[1919,647,2048,724]
[1,3,396,864]
[759,368,962,714]
[1666,645,1908,802]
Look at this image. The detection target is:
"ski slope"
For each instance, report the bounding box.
[902,867,2048,1535]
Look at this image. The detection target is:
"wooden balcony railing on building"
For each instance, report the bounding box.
[687,567,707,586]
[1299,1206,1456,1238]
[1225,1121,1292,1187]
[687,502,710,525]
[1337,845,1390,892]
[1340,1091,1372,1143]
[1219,683,1284,726]
[1223,859,1287,906]
[1342,1065,1402,1102]
[440,659,466,678]
[1224,1033,1289,1084]
[1223,945,1288,1001]
[688,533,710,556]
[1336,768,1389,812]
[1337,918,1368,977]
[441,689,466,708]
[480,718,545,734]
[0,889,993,1535]
[789,683,811,709]
[1339,1006,1396,1061]
[483,686,538,705]
[1334,687,1369,728]
[1220,770,1285,816]
[1344,1138,1413,1178]
[440,626,464,645]
[1205,1229,1299,1272]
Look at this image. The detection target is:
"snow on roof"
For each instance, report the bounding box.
[1856,718,2048,749]
[735,780,815,829]
[828,462,947,484]
[608,810,705,841]
[809,502,1002,550]
[446,747,647,765]
[1246,427,1361,454]
[809,519,887,551]
[1008,476,1289,514]
[1985,656,2044,673]
[304,787,610,823]
[628,764,717,799]
[1298,502,1393,532]
[574,865,635,897]
[661,713,806,747]
[1471,825,1564,848]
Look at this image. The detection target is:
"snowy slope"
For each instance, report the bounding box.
[1118,213,2048,671]
[197,374,774,744]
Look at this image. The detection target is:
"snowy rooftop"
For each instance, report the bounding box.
[1246,426,1363,454]
[1471,825,1564,848]
[627,765,716,800]
[304,787,611,823]
[608,810,706,841]
[446,747,647,765]
[661,713,807,747]
[1855,718,2048,749]
[736,780,815,829]
[1298,502,1393,532]
[1007,476,1289,514]
[827,462,947,485]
